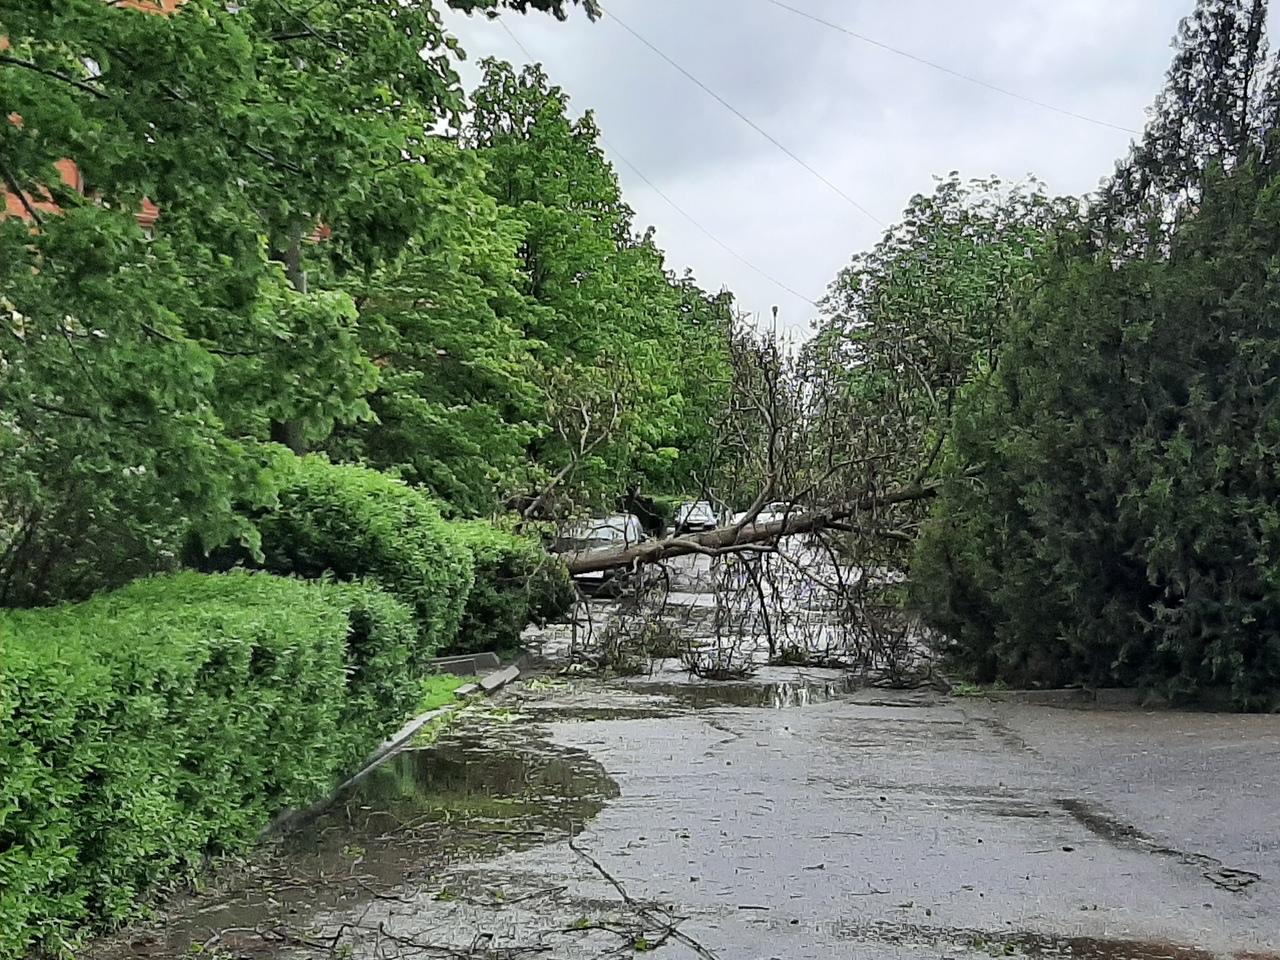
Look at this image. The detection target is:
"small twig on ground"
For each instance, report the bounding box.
[568,838,722,960]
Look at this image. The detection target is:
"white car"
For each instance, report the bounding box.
[554,514,648,592]
[675,500,719,533]
[730,501,797,527]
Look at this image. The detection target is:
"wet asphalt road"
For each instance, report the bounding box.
[96,672,1280,959]
[90,544,1280,960]
[423,676,1280,960]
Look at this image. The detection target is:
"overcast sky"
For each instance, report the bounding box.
[442,0,1190,336]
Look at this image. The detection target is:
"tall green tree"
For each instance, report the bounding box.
[325,145,545,514]
[805,175,1065,535]
[1,0,472,602]
[463,60,732,509]
[1097,0,1269,242]
[449,0,600,18]
[914,0,1280,706]
[917,160,1280,705]
[0,0,596,602]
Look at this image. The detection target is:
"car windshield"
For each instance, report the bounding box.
[678,501,715,520]
[558,515,638,551]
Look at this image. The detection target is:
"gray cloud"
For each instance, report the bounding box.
[444,0,1190,335]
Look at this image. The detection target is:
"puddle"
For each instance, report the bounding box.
[87,715,618,959]
[271,719,618,886]
[342,735,616,836]
[523,705,682,722]
[620,676,857,709]
[515,677,856,721]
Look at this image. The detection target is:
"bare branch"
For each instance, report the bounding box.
[564,479,941,574]
[0,161,44,224]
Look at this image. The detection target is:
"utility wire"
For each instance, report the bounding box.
[762,0,1140,135]
[598,3,884,226]
[498,17,820,308]
[605,140,819,307]
[498,18,540,64]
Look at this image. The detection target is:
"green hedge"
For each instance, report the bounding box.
[256,456,474,658]
[249,457,569,658]
[0,571,417,960]
[445,522,575,655]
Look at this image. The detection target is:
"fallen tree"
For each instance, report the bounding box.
[563,480,940,574]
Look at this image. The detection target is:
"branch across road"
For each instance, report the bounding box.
[562,481,940,575]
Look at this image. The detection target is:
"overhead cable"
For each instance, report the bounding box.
[762,0,1140,135]
[599,3,885,226]
[499,17,821,308]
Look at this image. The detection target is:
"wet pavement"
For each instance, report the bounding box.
[96,670,1280,960]
[89,553,1280,959]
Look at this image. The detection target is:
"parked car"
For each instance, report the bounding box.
[675,500,719,533]
[730,501,796,527]
[553,513,648,594]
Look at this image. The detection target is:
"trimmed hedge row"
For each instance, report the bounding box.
[257,456,475,653]
[0,458,574,957]
[0,571,417,960]
[253,457,571,657]
[446,521,575,656]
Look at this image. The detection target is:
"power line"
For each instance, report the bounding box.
[498,17,820,308]
[598,3,884,226]
[498,16,538,61]
[605,139,819,307]
[762,0,1140,135]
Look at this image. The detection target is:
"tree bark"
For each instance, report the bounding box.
[271,227,308,454]
[562,480,940,574]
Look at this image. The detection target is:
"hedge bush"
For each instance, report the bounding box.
[256,456,474,658]
[445,522,575,655]
[329,579,423,754]
[0,571,416,959]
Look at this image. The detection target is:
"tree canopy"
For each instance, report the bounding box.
[0,0,732,604]
[900,0,1280,706]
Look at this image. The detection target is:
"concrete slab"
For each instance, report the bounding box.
[430,652,500,676]
[479,665,520,693]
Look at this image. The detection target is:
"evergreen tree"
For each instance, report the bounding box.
[1096,0,1270,243]
[914,0,1280,706]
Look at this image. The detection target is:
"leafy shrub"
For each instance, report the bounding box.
[0,571,415,959]
[330,579,423,753]
[444,521,574,655]
[914,165,1280,708]
[255,456,474,658]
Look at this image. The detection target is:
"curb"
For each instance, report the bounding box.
[974,687,1171,710]
[338,706,452,792]
[343,665,523,789]
[431,652,501,676]
[264,664,522,836]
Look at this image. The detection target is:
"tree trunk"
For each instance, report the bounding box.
[563,481,940,574]
[271,227,308,454]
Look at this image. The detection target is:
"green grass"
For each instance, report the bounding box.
[948,678,1010,698]
[419,673,469,712]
